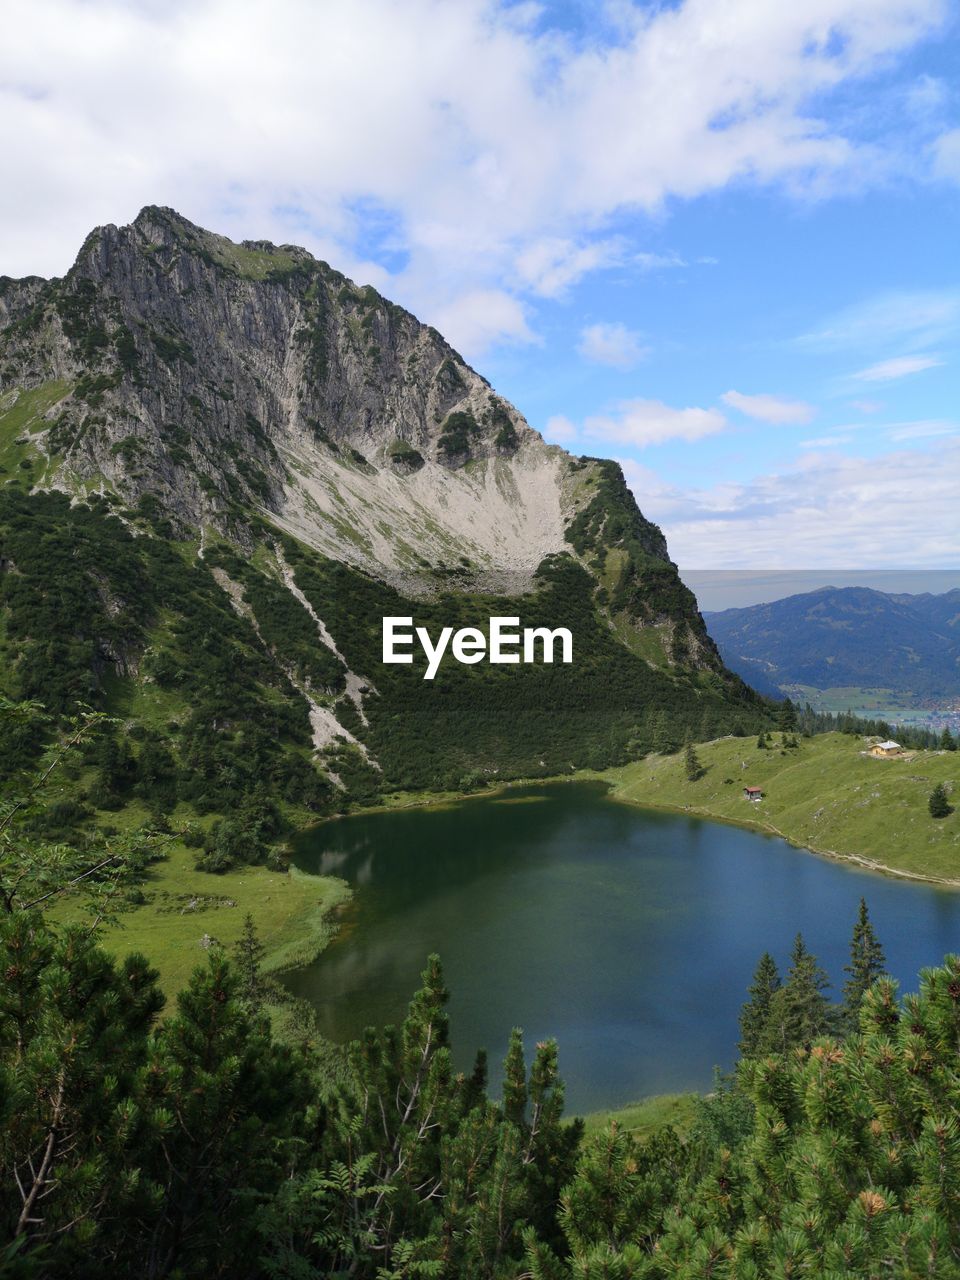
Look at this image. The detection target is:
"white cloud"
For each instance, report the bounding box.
[622,441,960,568]
[584,399,727,447]
[800,434,854,448]
[721,389,815,424]
[0,0,949,358]
[798,290,960,353]
[850,353,943,381]
[543,414,578,443]
[431,289,538,356]
[884,418,958,440]
[849,398,883,413]
[514,237,623,298]
[932,127,960,181]
[635,251,686,271]
[906,73,949,117]
[577,322,650,369]
[799,417,957,444]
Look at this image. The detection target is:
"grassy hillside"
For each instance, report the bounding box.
[105,847,349,997]
[605,732,960,883]
[50,794,350,999]
[579,1092,698,1137]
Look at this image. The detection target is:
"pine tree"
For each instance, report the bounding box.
[0,913,165,1263]
[756,732,767,749]
[318,953,456,1271]
[550,1122,683,1266]
[738,952,781,1057]
[929,782,952,818]
[776,698,798,732]
[684,740,703,782]
[502,1027,528,1126]
[940,726,956,751]
[842,898,887,1031]
[462,1047,488,1113]
[765,933,832,1051]
[698,705,715,744]
[232,912,266,1011]
[131,949,309,1276]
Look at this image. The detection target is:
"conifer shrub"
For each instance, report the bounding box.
[929,781,952,818]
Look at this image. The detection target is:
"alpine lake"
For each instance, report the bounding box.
[285,781,960,1114]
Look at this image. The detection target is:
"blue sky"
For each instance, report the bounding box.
[2,0,958,568]
[486,180,959,488]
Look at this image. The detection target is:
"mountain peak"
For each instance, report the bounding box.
[0,211,717,636]
[1,210,567,575]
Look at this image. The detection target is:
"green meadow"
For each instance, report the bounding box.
[605,731,960,884]
[53,796,350,999]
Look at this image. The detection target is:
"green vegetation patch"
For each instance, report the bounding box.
[607,731,960,882]
[150,328,195,365]
[0,380,72,469]
[580,1092,699,1137]
[94,844,349,997]
[387,437,425,471]
[486,397,519,451]
[438,409,481,460]
[214,241,300,280]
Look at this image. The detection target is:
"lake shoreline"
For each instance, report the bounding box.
[602,790,960,890]
[318,750,960,892]
[602,733,960,889]
[276,731,959,1017]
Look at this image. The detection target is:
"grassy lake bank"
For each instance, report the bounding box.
[602,732,960,886]
[579,1092,699,1136]
[64,799,351,1000]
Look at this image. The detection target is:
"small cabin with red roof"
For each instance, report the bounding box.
[743,785,764,802]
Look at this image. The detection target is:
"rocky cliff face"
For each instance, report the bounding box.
[1,208,609,578]
[0,207,724,691]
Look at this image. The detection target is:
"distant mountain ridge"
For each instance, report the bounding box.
[705,586,960,699]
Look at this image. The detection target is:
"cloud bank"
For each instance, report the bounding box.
[0,0,949,354]
[578,323,649,370]
[622,441,960,567]
[585,400,727,447]
[850,354,943,382]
